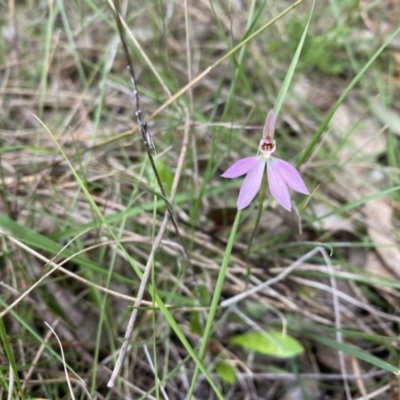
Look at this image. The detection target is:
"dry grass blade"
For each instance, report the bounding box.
[44,322,78,400]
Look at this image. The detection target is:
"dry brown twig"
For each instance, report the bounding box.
[106,0,196,387]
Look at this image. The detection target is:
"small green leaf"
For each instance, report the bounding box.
[215,361,236,384]
[230,331,304,358]
[189,312,202,335]
[193,285,210,305]
[155,159,173,194]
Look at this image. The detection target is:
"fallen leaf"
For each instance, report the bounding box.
[372,101,400,135]
[363,198,400,278]
[364,251,395,280]
[312,203,355,233]
[330,102,386,161]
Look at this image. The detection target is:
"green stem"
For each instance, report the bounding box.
[0,317,26,399]
[245,175,267,286]
[187,209,242,398]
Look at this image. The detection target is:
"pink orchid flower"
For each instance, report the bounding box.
[221,110,309,211]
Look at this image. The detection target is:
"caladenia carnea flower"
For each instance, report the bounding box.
[221,110,309,211]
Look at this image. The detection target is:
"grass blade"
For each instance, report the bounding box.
[308,332,400,375]
[297,24,400,166]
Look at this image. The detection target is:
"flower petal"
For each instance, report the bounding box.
[237,158,266,209]
[263,110,276,141]
[267,158,292,211]
[221,156,260,178]
[272,157,309,195]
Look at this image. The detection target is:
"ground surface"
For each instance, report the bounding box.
[1,0,400,399]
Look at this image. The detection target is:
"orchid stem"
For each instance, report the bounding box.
[245,174,267,287]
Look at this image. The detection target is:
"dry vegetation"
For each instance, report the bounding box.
[1,0,400,399]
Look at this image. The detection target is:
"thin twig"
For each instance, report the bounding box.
[0,228,92,319]
[0,232,165,320]
[220,246,325,308]
[291,277,400,323]
[143,345,170,400]
[319,247,351,400]
[353,384,391,400]
[198,370,387,381]
[107,214,170,387]
[22,320,59,390]
[110,0,190,261]
[44,322,79,400]
[107,1,195,386]
[351,356,368,399]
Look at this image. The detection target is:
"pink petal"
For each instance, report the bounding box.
[221,156,260,178]
[263,110,276,141]
[266,158,292,211]
[237,158,266,209]
[272,157,309,195]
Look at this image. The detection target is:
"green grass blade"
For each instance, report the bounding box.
[187,209,242,398]
[274,0,316,118]
[297,24,400,166]
[0,318,26,399]
[308,332,400,375]
[308,185,400,226]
